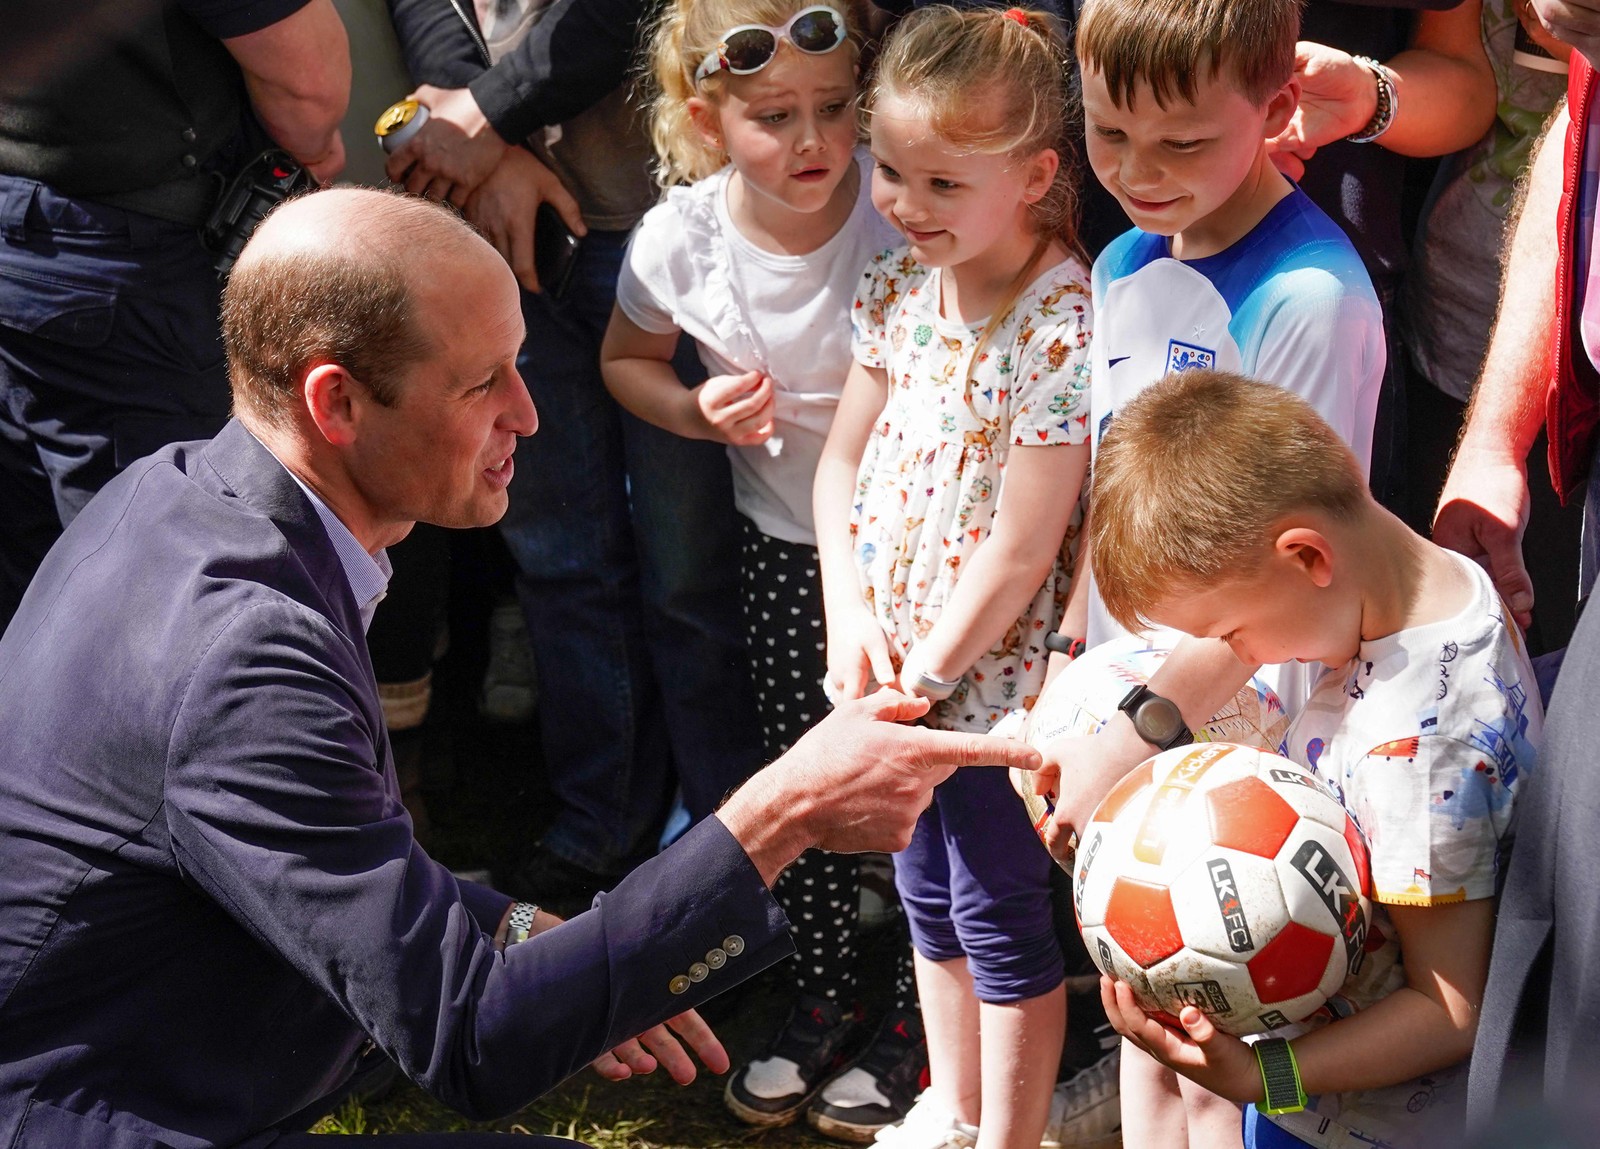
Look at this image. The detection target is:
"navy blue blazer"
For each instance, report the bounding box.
[0,420,793,1149]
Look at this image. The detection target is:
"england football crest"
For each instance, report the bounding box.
[1166,340,1215,373]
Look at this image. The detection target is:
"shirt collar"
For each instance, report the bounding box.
[265,450,392,633]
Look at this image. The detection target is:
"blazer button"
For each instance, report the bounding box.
[723,935,745,957]
[706,948,727,969]
[669,974,691,995]
[688,962,709,982]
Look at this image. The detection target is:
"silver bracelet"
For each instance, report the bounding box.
[1345,56,1399,144]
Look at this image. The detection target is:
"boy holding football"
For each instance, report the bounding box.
[1075,369,1541,1148]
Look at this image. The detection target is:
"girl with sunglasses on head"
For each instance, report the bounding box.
[600,1,922,1140]
[812,7,1093,1148]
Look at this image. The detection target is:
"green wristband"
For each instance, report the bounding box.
[1254,1037,1308,1115]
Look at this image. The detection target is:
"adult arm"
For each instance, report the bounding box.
[1269,0,1497,178]
[384,0,646,199]
[222,0,351,182]
[167,605,1038,1116]
[1433,101,1566,629]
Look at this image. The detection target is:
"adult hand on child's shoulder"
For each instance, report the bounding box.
[1100,977,1262,1105]
[1267,41,1372,179]
[1433,444,1534,629]
[695,371,776,447]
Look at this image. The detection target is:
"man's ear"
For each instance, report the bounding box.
[302,362,360,447]
[1263,76,1300,141]
[1274,525,1335,588]
[687,96,724,153]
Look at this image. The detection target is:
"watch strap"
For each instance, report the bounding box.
[505,901,539,948]
[1117,684,1195,752]
[1043,633,1086,660]
[1254,1037,1308,1115]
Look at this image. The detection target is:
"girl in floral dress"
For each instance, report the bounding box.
[812,7,1094,1148]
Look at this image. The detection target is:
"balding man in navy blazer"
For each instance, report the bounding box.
[0,188,1041,1149]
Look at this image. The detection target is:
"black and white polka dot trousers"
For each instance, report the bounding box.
[740,518,915,1010]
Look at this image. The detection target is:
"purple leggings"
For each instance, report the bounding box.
[893,762,1065,1003]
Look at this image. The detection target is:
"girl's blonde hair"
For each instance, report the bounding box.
[866,5,1084,260]
[867,5,1086,410]
[645,0,863,187]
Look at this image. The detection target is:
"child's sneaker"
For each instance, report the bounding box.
[871,1092,978,1149]
[1041,1046,1121,1149]
[724,994,863,1126]
[807,1008,928,1142]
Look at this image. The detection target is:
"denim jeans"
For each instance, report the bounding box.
[0,176,231,630]
[501,229,762,874]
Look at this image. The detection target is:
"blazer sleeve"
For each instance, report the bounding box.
[163,600,793,1119]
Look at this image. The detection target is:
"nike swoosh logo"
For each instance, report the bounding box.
[1108,356,1130,368]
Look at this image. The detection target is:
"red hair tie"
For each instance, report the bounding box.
[1003,7,1030,26]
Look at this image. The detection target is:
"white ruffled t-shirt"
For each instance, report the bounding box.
[616,149,899,545]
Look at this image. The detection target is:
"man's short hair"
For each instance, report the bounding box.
[1089,370,1367,632]
[221,193,461,428]
[1076,0,1301,109]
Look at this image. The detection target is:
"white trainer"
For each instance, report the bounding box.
[873,1092,979,1149]
[1042,1047,1122,1149]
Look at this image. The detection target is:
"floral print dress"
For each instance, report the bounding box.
[849,248,1093,732]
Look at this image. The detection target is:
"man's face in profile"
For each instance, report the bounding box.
[346,241,535,534]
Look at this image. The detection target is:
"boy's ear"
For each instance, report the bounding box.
[1262,76,1301,141]
[687,96,724,152]
[1023,148,1061,205]
[1274,525,1334,588]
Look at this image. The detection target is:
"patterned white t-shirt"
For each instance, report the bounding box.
[1263,554,1543,1148]
[849,247,1093,732]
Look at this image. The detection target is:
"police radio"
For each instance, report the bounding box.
[201,149,314,279]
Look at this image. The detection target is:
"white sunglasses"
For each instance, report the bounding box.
[693,6,849,85]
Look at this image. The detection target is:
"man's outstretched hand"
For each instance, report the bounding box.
[720,689,1044,884]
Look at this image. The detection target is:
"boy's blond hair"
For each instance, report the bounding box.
[1089,370,1367,632]
[1076,0,1301,110]
[645,0,863,187]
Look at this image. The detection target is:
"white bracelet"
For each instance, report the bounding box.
[908,670,961,701]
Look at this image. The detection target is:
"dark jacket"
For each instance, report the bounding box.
[0,420,791,1148]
